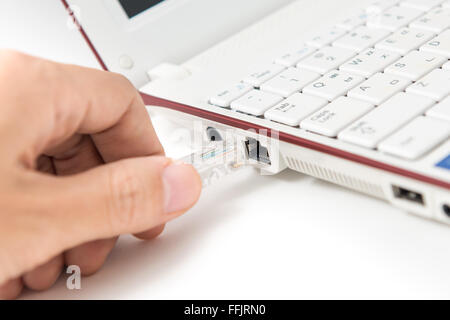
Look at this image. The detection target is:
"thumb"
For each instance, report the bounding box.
[49,156,201,246]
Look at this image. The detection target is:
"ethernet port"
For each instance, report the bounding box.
[245,138,271,165]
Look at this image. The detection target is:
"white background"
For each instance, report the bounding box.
[2,0,450,299]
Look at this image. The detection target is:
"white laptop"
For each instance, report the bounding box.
[62,0,450,224]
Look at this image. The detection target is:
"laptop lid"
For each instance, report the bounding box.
[63,0,293,87]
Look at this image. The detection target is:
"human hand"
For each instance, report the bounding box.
[0,51,202,299]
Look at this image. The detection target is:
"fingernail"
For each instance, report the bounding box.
[163,163,201,214]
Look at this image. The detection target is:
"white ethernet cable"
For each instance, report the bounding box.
[176,126,275,188]
[178,140,248,188]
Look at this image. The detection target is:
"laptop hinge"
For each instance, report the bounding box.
[147,63,191,82]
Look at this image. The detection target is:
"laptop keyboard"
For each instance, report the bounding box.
[208,0,450,161]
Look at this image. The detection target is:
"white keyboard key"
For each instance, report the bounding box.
[275,46,317,67]
[384,50,447,80]
[427,96,450,122]
[339,93,435,148]
[264,93,328,126]
[375,27,435,55]
[367,6,424,31]
[302,70,365,101]
[301,97,374,137]
[406,68,450,100]
[243,64,286,87]
[379,116,450,159]
[340,48,401,77]
[420,30,450,58]
[410,7,450,33]
[401,0,445,11]
[367,0,400,14]
[230,90,283,116]
[336,11,369,30]
[348,73,412,105]
[443,61,450,70]
[209,83,253,107]
[333,26,390,52]
[261,68,320,97]
[306,28,347,48]
[297,46,356,75]
[444,0,450,8]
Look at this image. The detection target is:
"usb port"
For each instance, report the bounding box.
[392,186,425,206]
[245,138,271,165]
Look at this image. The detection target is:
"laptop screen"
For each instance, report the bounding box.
[118,0,166,18]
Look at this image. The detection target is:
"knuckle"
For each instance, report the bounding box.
[112,73,135,93]
[114,73,134,89]
[0,50,28,78]
[106,163,145,232]
[0,49,26,64]
[0,50,38,75]
[111,72,140,101]
[0,50,55,86]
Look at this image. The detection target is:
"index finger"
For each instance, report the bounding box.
[0,50,163,167]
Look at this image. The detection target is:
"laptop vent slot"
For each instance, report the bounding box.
[285,156,385,199]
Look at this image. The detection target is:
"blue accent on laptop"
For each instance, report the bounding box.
[436,155,450,171]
